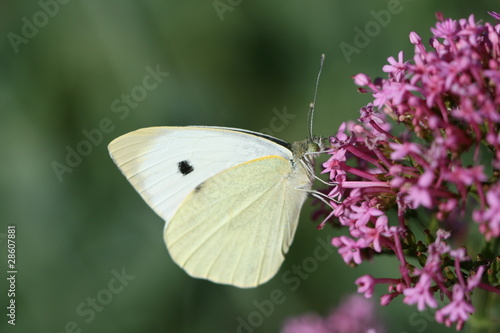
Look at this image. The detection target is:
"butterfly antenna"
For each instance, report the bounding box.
[308,53,325,140]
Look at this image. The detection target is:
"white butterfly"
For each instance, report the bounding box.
[108,126,324,287]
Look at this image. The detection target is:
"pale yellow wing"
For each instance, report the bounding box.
[108,127,293,225]
[164,155,310,288]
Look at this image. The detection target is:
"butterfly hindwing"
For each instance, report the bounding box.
[164,155,308,288]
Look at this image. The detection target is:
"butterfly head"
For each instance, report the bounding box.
[291,136,325,166]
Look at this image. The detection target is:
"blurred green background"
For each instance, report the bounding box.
[0,1,495,332]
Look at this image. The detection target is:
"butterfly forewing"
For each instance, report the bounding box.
[108,127,293,225]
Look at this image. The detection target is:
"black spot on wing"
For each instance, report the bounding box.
[178,160,194,176]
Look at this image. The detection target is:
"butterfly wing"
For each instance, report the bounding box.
[164,155,310,288]
[108,127,293,225]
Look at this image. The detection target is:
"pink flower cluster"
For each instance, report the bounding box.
[280,295,384,333]
[317,12,500,330]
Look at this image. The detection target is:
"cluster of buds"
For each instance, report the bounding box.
[316,12,500,330]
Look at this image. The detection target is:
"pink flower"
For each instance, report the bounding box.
[334,122,350,143]
[409,31,421,44]
[332,236,366,265]
[488,11,500,20]
[404,186,431,208]
[325,295,385,333]
[316,12,500,330]
[473,183,500,240]
[281,295,385,333]
[389,142,422,160]
[360,215,389,252]
[380,293,398,306]
[467,266,485,290]
[353,73,371,86]
[403,171,436,209]
[426,230,451,267]
[436,229,451,240]
[281,314,330,333]
[359,103,384,125]
[449,248,468,261]
[431,18,458,38]
[435,285,474,328]
[374,81,415,107]
[350,202,385,228]
[322,148,347,179]
[383,51,407,81]
[355,275,376,298]
[444,165,486,186]
[409,31,427,55]
[403,273,438,311]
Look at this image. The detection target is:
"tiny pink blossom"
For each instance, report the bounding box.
[405,183,433,208]
[436,229,451,240]
[409,31,421,45]
[431,18,458,38]
[359,103,384,125]
[435,285,474,328]
[389,142,422,160]
[382,51,406,81]
[353,73,371,86]
[281,314,330,333]
[356,275,376,298]
[418,171,434,188]
[322,149,347,179]
[449,248,468,261]
[467,266,485,290]
[361,215,389,252]
[350,202,385,228]
[444,165,487,186]
[281,295,385,333]
[380,293,396,306]
[403,273,438,311]
[326,295,385,333]
[334,122,350,142]
[488,11,500,20]
[332,236,365,265]
[473,183,500,240]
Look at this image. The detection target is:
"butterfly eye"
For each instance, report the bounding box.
[308,142,321,153]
